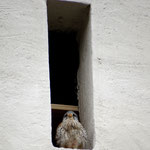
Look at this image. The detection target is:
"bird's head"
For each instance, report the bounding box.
[63,111,78,121]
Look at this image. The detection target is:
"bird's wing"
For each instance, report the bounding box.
[80,124,88,141]
[55,122,63,140]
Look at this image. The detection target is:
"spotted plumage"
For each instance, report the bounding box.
[55,111,87,149]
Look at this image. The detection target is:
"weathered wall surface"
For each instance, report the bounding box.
[0,0,150,150]
[92,0,150,150]
[0,0,52,150]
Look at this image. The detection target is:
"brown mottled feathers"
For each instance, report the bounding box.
[55,111,87,149]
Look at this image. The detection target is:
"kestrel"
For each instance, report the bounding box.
[55,111,87,149]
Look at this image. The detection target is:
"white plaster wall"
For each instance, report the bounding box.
[92,0,150,150]
[0,0,52,150]
[0,0,150,150]
[78,11,94,149]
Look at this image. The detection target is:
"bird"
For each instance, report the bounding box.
[55,111,87,149]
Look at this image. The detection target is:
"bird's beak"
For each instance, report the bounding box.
[68,113,73,118]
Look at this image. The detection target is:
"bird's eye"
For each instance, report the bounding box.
[73,113,78,119]
[64,114,67,117]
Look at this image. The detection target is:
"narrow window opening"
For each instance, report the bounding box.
[47,0,94,149]
[49,31,79,147]
[49,31,79,106]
